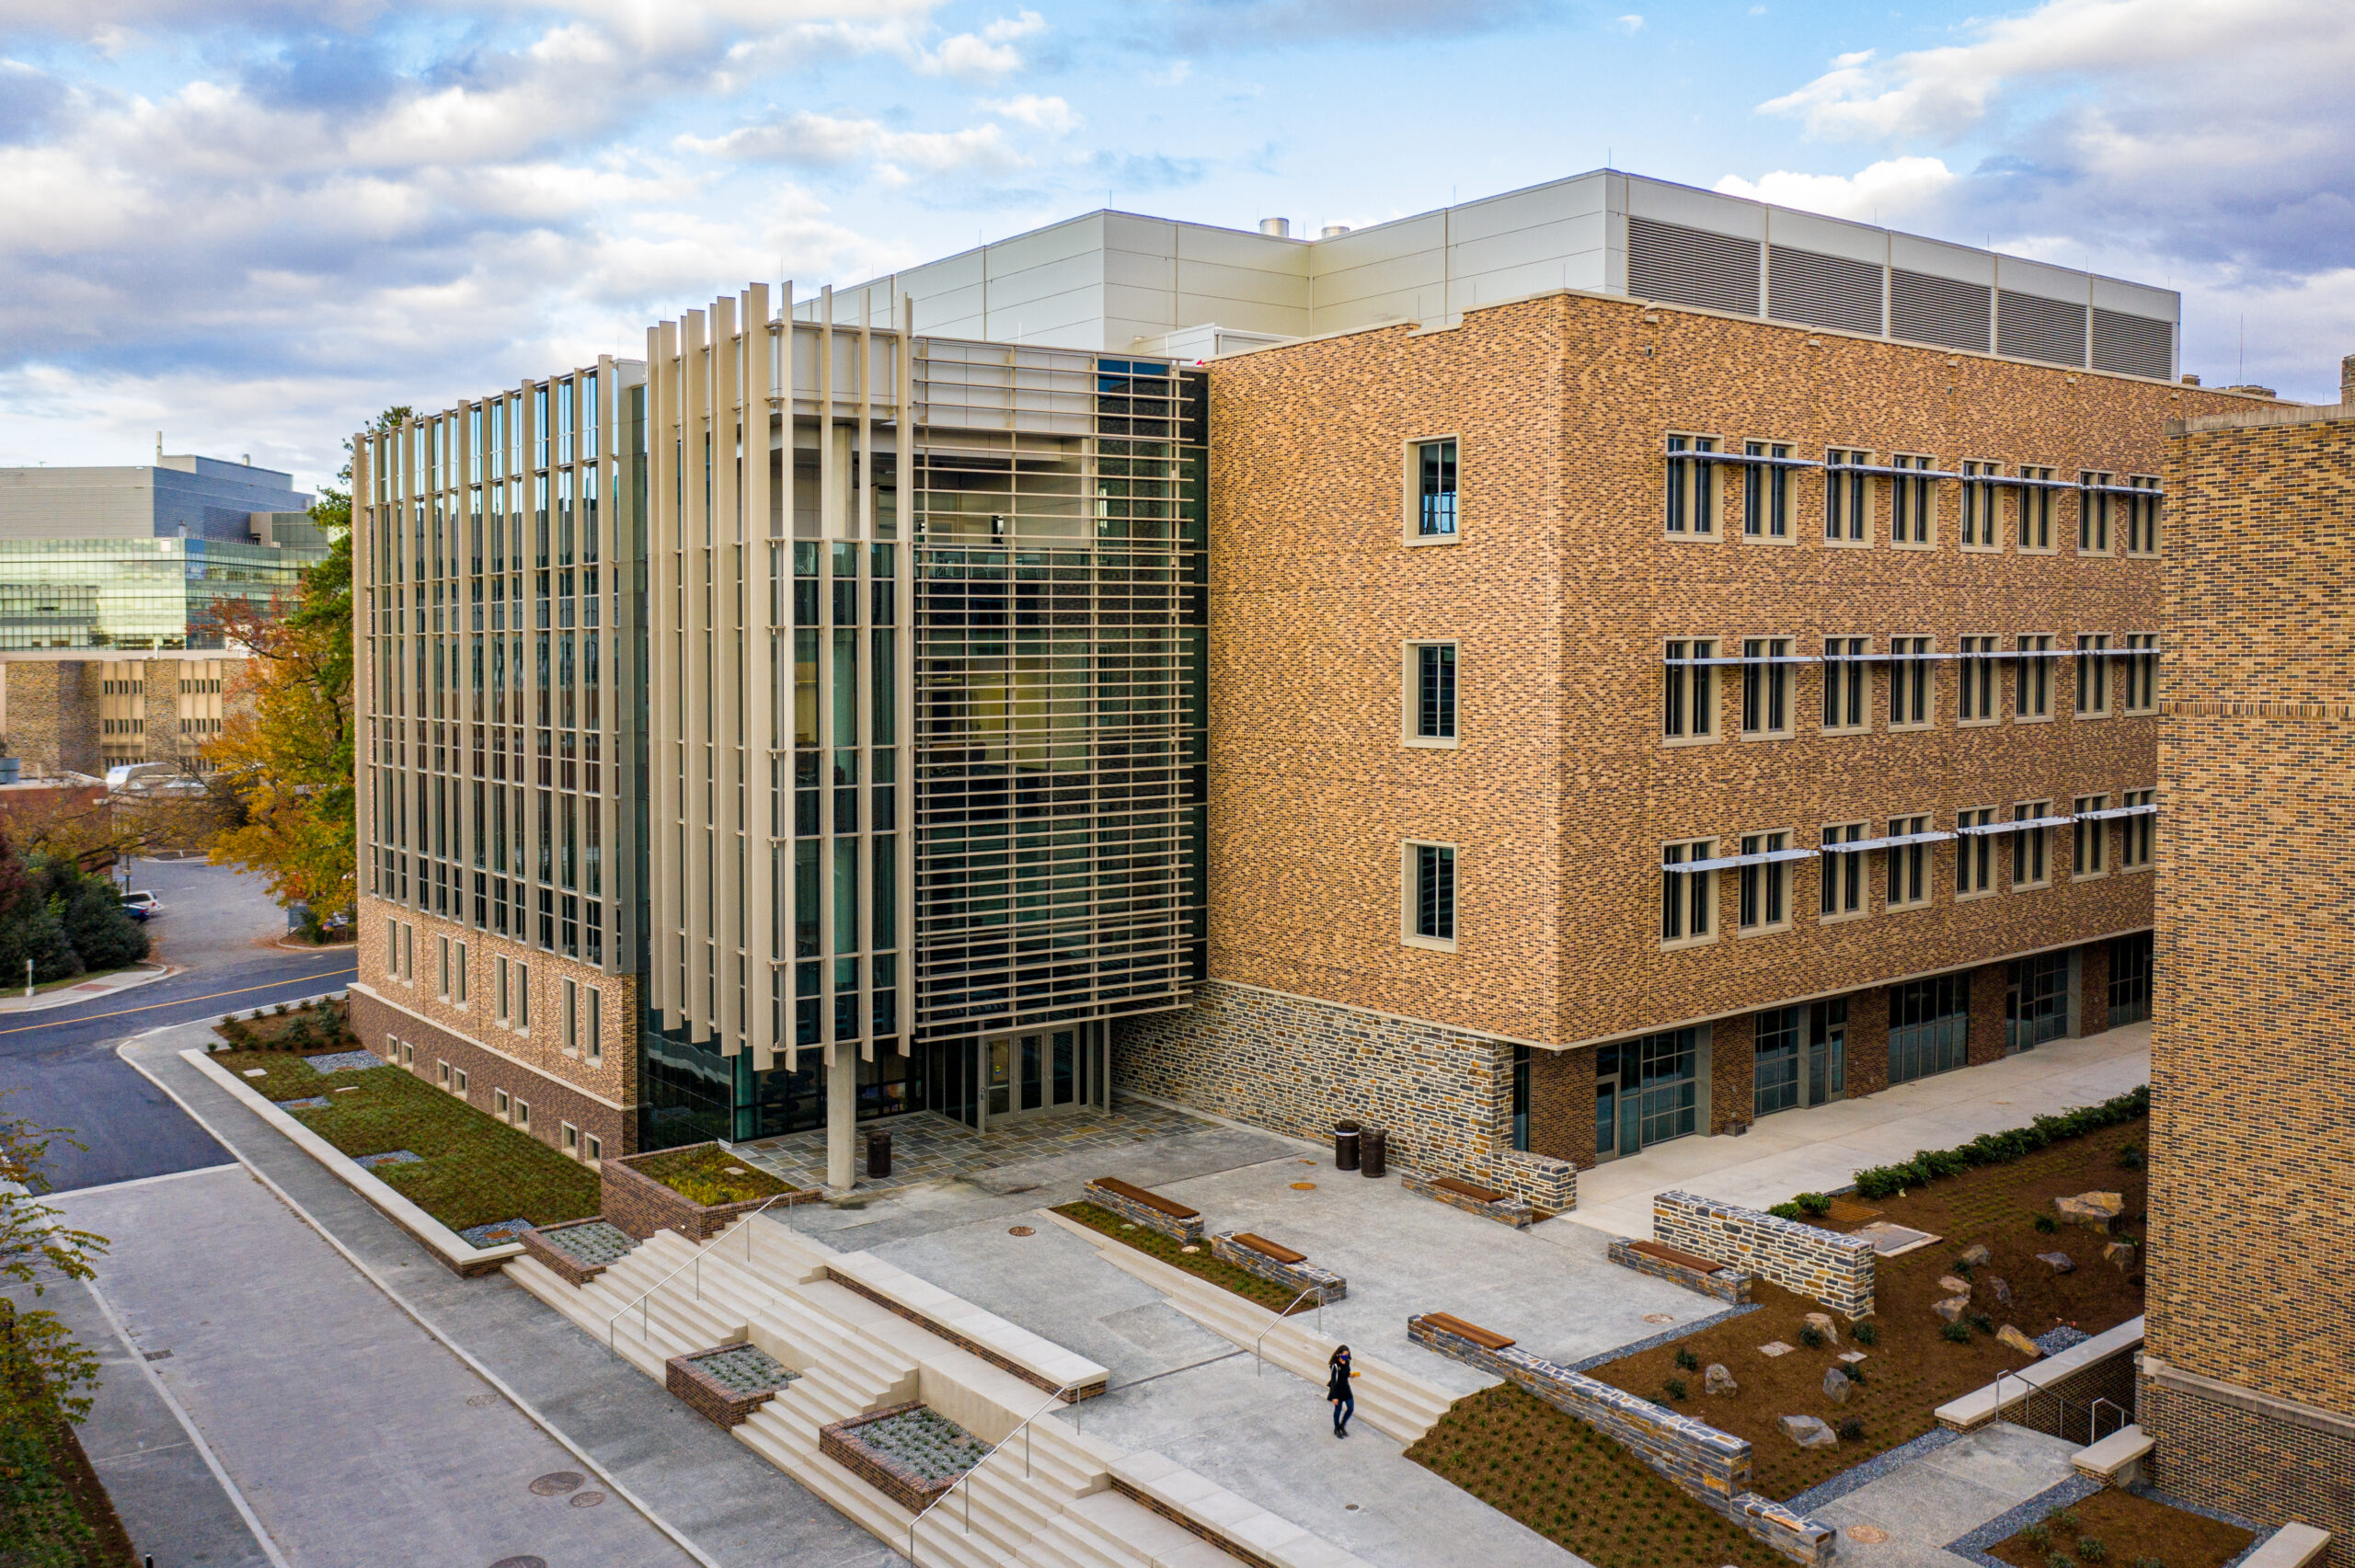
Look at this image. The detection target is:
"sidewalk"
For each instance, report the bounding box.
[0,962,176,1013]
[1562,1019,2150,1236]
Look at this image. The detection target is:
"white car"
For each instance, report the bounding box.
[121,890,160,921]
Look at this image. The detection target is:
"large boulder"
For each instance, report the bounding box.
[2055,1192,2125,1231]
[1705,1363,1739,1397]
[1802,1311,1840,1345]
[1781,1413,1839,1448]
[1934,1295,1970,1323]
[1821,1367,1852,1403]
[1937,1274,1973,1299]
[1996,1324,2043,1358]
[2105,1239,2141,1273]
[1957,1243,1992,1267]
[1988,1276,2014,1305]
[2036,1252,2076,1274]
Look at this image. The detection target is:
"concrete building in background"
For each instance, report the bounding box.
[2143,365,2355,1551]
[0,655,241,778]
[348,168,2284,1198]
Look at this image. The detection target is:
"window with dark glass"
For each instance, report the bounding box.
[1416,439,1458,537]
[1415,644,1456,740]
[1411,842,1455,943]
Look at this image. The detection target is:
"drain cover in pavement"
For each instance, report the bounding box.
[492,1559,548,1568]
[461,1218,536,1247]
[528,1472,583,1496]
[1643,1313,1674,1324]
[569,1492,605,1508]
[1291,1182,1315,1190]
[1849,1527,1889,1544]
[355,1150,422,1170]
[1007,1225,1035,1237]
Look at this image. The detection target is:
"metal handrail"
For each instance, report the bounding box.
[1252,1284,1323,1376]
[605,1189,805,1352]
[906,1379,1083,1564]
[2090,1396,2129,1441]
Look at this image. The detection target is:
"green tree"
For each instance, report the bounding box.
[0,1096,108,1428]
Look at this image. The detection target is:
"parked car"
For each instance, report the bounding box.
[121,890,159,921]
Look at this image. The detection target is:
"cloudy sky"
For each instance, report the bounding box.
[2,0,2349,492]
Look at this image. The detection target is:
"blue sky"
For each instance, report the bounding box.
[2,0,2349,489]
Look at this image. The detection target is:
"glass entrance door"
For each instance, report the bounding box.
[1593,1026,1700,1161]
[1807,999,1846,1107]
[982,1029,1085,1125]
[2007,954,2067,1051]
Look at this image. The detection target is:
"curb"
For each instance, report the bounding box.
[0,962,182,1015]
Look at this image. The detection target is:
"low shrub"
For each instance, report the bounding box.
[2081,1539,2108,1562]
[2028,1523,2052,1549]
[2118,1147,2144,1171]
[1970,1312,1995,1334]
[1798,1325,1824,1349]
[1836,1416,1864,1441]
[1663,1378,1687,1402]
[2036,1214,2060,1233]
[1674,1347,1700,1372]
[1852,1322,1878,1346]
[1767,1202,1804,1219]
[2050,1553,2077,1568]
[1942,1321,1972,1344]
[1850,1086,2148,1199]
[1795,1191,1833,1218]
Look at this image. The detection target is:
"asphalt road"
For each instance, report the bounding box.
[0,857,357,1193]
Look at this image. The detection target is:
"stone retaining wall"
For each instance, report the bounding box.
[1654,1190,1875,1319]
[1401,1170,1534,1228]
[1209,1234,1347,1305]
[1609,1239,1752,1305]
[1081,1179,1203,1243]
[601,1145,817,1242]
[1408,1314,1835,1566]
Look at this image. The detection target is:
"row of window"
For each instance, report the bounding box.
[1660,791,2155,948]
[385,1034,603,1162]
[1664,635,2157,741]
[385,918,603,1061]
[1665,439,2160,555]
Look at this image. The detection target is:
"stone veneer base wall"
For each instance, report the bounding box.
[1408,1314,1834,1566]
[1654,1190,1876,1319]
[1208,1234,1347,1304]
[1080,1180,1203,1243]
[1401,1170,1534,1227]
[1609,1239,1752,1305]
[1114,980,1576,1210]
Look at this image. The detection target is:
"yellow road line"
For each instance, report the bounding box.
[0,967,358,1036]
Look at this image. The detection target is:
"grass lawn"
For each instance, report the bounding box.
[627,1143,799,1205]
[1405,1384,1792,1568]
[1988,1491,2251,1568]
[213,1047,598,1232]
[1051,1201,1316,1316]
[1588,1116,2150,1501]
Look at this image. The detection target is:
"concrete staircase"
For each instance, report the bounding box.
[509,1217,1373,1568]
[1039,1209,1457,1446]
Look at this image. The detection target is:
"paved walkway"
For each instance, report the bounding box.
[730,1095,1226,1195]
[0,961,175,1013]
[1811,1425,2085,1568]
[1564,1020,2150,1236]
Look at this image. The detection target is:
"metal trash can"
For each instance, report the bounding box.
[1361,1127,1387,1178]
[866,1127,892,1179]
[1334,1127,1361,1171]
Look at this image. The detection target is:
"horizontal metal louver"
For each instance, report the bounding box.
[1890,269,1991,351]
[1766,246,1884,336]
[1996,290,2087,367]
[2091,308,2173,380]
[1628,216,1760,317]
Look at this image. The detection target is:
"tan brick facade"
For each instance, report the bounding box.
[354,894,638,1159]
[2147,400,2355,1554]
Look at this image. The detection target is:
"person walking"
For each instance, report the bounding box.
[1327,1345,1356,1437]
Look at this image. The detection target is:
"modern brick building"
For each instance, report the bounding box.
[2141,368,2355,1552]
[348,168,2278,1196]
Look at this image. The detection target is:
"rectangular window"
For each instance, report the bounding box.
[2016,635,2053,719]
[1741,638,1791,737]
[1660,840,1716,948]
[586,1134,603,1163]
[495,1089,511,1117]
[1957,807,1997,897]
[438,1059,451,1087]
[1890,454,1936,544]
[2021,466,2057,550]
[454,1068,467,1096]
[1959,635,1999,722]
[385,917,399,978]
[515,1100,530,1130]
[400,1040,415,1068]
[1823,449,1870,543]
[1407,643,1457,744]
[1820,822,1865,919]
[1738,831,1791,933]
[1412,439,1458,539]
[1663,640,1717,741]
[586,987,603,1061]
[496,956,511,1023]
[2120,788,2155,870]
[2074,795,2108,878]
[1742,442,1790,538]
[1665,435,1719,535]
[1890,974,1970,1084]
[2079,472,2113,554]
[1886,815,1932,910]
[563,978,579,1052]
[438,936,451,998]
[2076,634,2113,715]
[1890,637,1935,728]
[562,1122,580,1155]
[1753,1005,1803,1119]
[400,922,412,980]
[516,963,531,1028]
[1960,461,2001,548]
[1406,843,1456,948]
[2012,801,2052,888]
[2125,476,2161,556]
[454,942,467,1004]
[1821,637,1867,732]
[2124,633,2158,713]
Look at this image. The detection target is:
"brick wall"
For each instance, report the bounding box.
[1968,961,2009,1064]
[2141,1363,2355,1564]
[2,661,100,776]
[349,985,634,1160]
[1652,1189,1876,1318]
[1711,1011,1756,1134]
[1528,1047,1591,1164]
[2076,941,2111,1035]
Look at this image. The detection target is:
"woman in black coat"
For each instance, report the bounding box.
[1327,1345,1355,1436]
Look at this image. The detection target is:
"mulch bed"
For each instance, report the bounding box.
[1051,1201,1317,1315]
[0,1373,138,1568]
[1589,1117,2150,1501]
[1405,1384,1791,1568]
[211,996,356,1051]
[1986,1490,2252,1568]
[627,1144,797,1207]
[214,1047,598,1232]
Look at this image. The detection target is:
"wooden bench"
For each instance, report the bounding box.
[1629,1240,1724,1275]
[1607,1235,1751,1304]
[1230,1232,1304,1265]
[1419,1311,1516,1352]
[1432,1176,1508,1204]
[1092,1177,1199,1220]
[1401,1170,1534,1227]
[1083,1177,1205,1242]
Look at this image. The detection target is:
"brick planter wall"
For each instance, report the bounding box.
[1409,1314,1834,1565]
[667,1345,793,1428]
[1653,1190,1876,1319]
[601,1144,816,1242]
[519,1217,633,1286]
[1209,1234,1347,1305]
[1608,1239,1752,1304]
[1081,1179,1203,1243]
[1401,1170,1534,1228]
[820,1402,972,1513]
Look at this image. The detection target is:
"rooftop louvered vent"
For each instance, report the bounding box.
[1767,246,1884,336]
[1628,217,1760,317]
[1891,269,1991,351]
[2090,308,2174,380]
[1996,291,2087,367]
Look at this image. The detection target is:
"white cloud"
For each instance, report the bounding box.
[1614,14,1643,32]
[1713,155,1958,223]
[981,93,1078,133]
[681,110,1026,179]
[1155,60,1193,86]
[919,9,1045,78]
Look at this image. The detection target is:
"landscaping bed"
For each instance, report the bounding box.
[0,1369,136,1568]
[821,1402,990,1512]
[627,1143,796,1205]
[211,1047,597,1232]
[1985,1493,2251,1568]
[212,996,355,1052]
[1404,1384,1791,1568]
[1590,1108,2150,1501]
[1052,1201,1318,1315]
